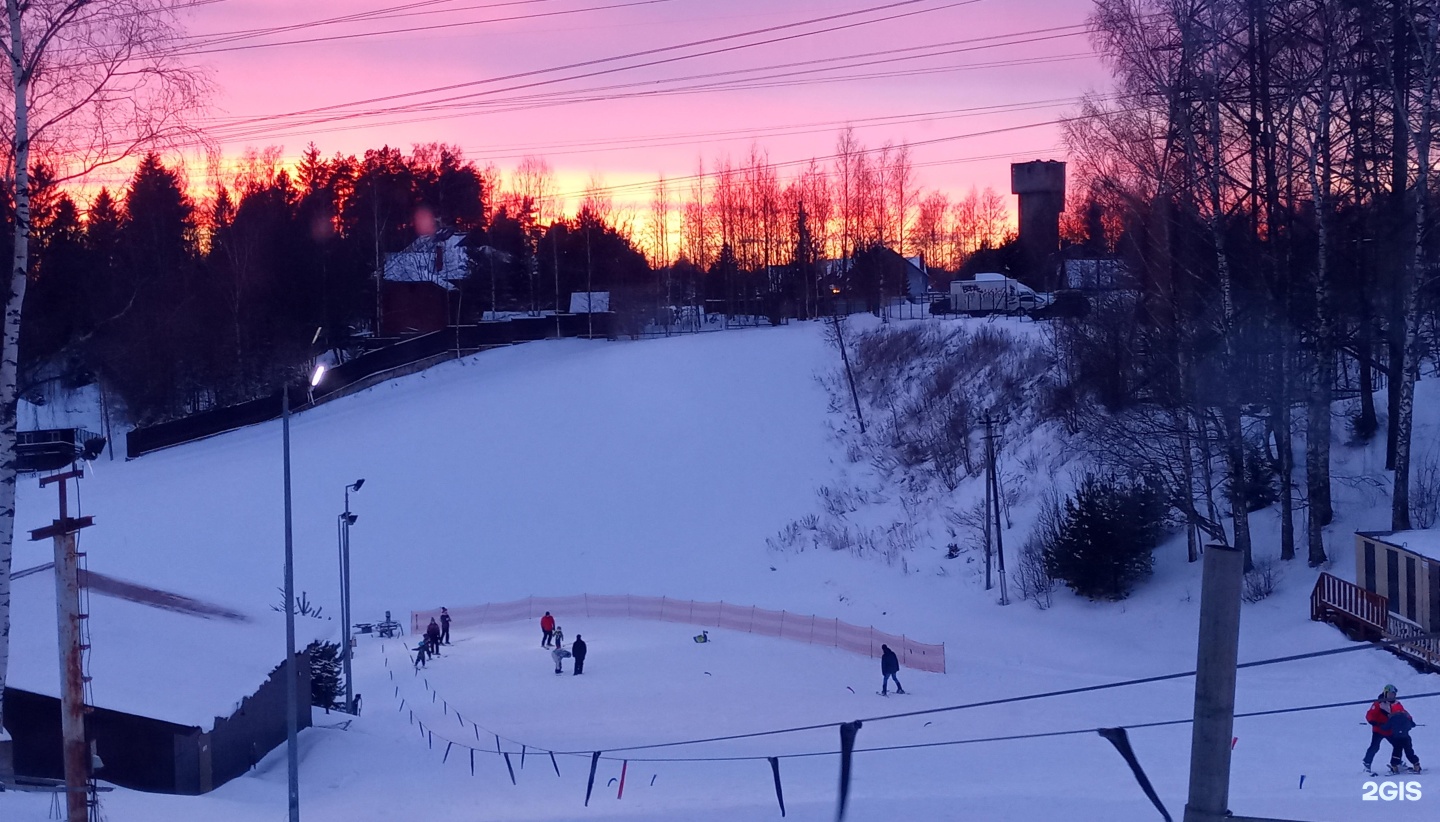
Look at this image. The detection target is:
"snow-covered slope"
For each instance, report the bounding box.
[3,319,1434,821]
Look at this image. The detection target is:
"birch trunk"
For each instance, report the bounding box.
[1392,12,1437,531]
[0,0,31,763]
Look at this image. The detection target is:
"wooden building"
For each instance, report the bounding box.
[1355,530,1440,632]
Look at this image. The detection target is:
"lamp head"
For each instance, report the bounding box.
[310,364,327,387]
[343,513,359,526]
[350,478,365,492]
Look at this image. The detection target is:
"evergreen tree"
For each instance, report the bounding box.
[1045,474,1166,601]
[306,640,344,711]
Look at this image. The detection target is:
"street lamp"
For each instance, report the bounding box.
[281,363,325,822]
[338,479,364,714]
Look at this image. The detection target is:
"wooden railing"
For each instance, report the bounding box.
[1310,572,1388,638]
[1312,572,1440,671]
[1386,613,1440,669]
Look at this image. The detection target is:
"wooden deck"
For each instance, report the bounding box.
[1311,572,1440,671]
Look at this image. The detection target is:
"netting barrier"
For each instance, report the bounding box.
[411,595,945,673]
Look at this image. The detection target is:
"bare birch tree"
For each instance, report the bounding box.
[0,0,206,767]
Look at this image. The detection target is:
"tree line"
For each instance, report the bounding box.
[14,128,1027,426]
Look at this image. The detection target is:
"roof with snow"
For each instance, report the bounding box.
[1363,530,1440,562]
[7,564,331,729]
[568,291,610,313]
[383,230,508,289]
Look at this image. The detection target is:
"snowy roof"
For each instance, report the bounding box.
[383,231,470,289]
[7,566,331,729]
[1365,530,1440,562]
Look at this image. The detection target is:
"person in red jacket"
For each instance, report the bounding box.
[540,611,556,648]
[1364,685,1422,774]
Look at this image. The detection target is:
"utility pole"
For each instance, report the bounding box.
[830,314,865,434]
[981,413,1009,603]
[553,225,562,338]
[30,469,95,822]
[281,387,301,822]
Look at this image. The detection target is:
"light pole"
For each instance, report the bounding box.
[282,364,327,822]
[339,479,364,713]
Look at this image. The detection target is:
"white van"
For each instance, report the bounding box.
[949,272,1045,314]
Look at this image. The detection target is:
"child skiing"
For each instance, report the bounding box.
[1364,684,1422,775]
[552,625,564,650]
[551,643,572,675]
[413,639,429,670]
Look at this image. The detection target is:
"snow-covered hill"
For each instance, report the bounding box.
[3,318,1434,821]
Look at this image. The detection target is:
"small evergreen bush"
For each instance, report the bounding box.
[307,640,344,711]
[1044,474,1166,601]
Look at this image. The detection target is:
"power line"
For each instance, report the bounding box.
[196,0,981,137]
[547,631,1440,755]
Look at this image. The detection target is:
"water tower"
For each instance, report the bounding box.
[1010,160,1066,281]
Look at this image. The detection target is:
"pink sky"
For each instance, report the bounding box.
[98,0,1112,209]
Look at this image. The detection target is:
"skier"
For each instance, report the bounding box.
[551,643,572,675]
[425,618,442,657]
[572,635,587,676]
[413,639,429,670]
[552,625,565,650]
[440,607,452,645]
[880,644,905,696]
[541,611,556,648]
[1364,684,1422,774]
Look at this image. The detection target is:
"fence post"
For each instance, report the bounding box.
[750,606,755,633]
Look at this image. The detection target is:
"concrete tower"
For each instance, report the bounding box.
[1010,160,1066,280]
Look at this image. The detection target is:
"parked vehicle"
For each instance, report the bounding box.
[948,272,1047,314]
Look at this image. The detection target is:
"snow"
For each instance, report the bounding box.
[1369,530,1440,562]
[2,318,1437,821]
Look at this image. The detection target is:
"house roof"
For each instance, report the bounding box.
[7,564,331,729]
[1360,530,1440,562]
[383,230,508,289]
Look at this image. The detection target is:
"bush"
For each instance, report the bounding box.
[1410,444,1440,529]
[307,640,344,711]
[1242,557,1283,603]
[1015,489,1064,608]
[1239,443,1279,512]
[1044,474,1166,601]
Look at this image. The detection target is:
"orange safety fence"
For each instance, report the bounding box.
[412,595,945,673]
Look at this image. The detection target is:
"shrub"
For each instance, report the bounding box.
[1242,557,1283,603]
[1239,443,1279,512]
[1044,474,1166,601]
[1015,489,1063,608]
[1410,444,1440,529]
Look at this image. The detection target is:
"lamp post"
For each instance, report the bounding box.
[339,479,364,713]
[281,364,327,822]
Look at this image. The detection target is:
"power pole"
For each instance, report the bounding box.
[830,314,865,435]
[30,469,95,822]
[981,413,1009,603]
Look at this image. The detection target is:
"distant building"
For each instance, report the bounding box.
[1355,531,1440,633]
[1061,257,1129,292]
[381,230,506,336]
[820,249,931,302]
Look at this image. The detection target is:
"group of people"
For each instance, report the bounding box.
[1364,684,1423,774]
[414,607,452,669]
[541,611,587,675]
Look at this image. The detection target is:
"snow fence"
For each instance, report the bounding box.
[412,596,946,673]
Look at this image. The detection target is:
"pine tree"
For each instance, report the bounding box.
[1045,474,1165,601]
[306,640,344,711]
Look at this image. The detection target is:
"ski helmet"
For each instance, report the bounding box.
[1382,684,1398,699]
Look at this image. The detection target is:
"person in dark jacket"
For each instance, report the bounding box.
[1365,684,1423,773]
[880,644,904,695]
[413,640,429,670]
[572,635,587,675]
[541,612,556,648]
[1370,685,1422,773]
[440,608,452,645]
[425,618,442,656]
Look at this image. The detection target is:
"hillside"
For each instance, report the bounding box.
[3,318,1435,822]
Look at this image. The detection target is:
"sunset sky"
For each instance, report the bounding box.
[100,0,1114,211]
